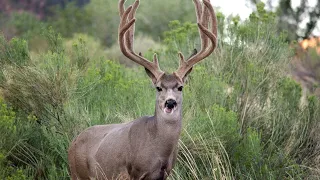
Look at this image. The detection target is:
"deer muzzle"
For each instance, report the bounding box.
[164,99,177,113]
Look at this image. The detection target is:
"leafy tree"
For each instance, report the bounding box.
[247,0,320,41]
[277,0,320,40]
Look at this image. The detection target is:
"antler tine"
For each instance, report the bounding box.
[126,0,139,50]
[193,0,217,57]
[118,0,164,81]
[192,0,202,22]
[119,0,125,16]
[191,0,208,56]
[119,5,133,32]
[174,0,217,79]
[200,3,209,52]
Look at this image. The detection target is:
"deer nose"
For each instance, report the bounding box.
[165,99,177,109]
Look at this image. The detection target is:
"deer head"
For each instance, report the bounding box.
[118,0,217,121]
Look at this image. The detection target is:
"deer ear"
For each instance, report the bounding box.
[182,67,193,82]
[145,68,158,84]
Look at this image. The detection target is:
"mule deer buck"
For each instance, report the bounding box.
[68,0,217,179]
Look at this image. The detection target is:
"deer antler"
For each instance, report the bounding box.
[174,0,218,80]
[119,0,164,81]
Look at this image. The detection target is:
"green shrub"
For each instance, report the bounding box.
[106,35,162,66]
[49,2,93,38]
[0,35,30,67]
[0,97,16,152]
[0,97,30,179]
[163,21,198,55]
[7,11,43,39]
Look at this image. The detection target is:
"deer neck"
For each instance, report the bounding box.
[144,108,180,157]
[151,103,182,146]
[155,113,182,135]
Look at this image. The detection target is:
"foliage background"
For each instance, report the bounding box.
[0,0,320,179]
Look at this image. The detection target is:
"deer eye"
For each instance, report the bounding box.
[156,87,162,92]
[178,86,183,91]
